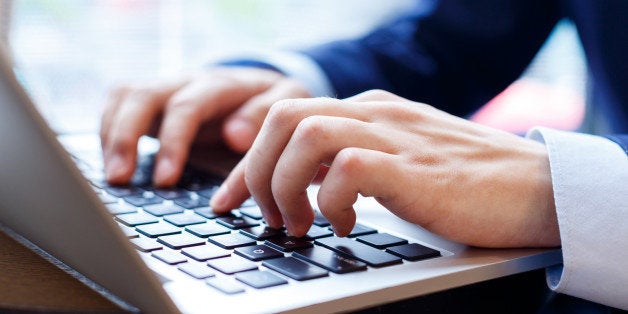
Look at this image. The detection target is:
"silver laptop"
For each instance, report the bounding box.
[0,46,562,313]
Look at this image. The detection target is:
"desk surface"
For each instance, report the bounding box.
[0,230,123,313]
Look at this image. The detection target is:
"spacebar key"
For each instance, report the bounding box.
[315,237,402,267]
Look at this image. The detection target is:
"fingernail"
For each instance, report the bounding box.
[210,184,230,209]
[225,119,256,151]
[227,119,255,137]
[105,154,128,182]
[154,156,175,186]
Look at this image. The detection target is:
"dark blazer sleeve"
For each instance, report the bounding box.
[605,135,628,155]
[302,0,560,117]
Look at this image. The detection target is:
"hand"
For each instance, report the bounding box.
[100,67,311,187]
[211,90,560,248]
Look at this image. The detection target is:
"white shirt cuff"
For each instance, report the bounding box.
[527,127,628,310]
[224,50,335,98]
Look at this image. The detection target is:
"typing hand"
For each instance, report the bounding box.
[100,67,310,187]
[211,90,560,248]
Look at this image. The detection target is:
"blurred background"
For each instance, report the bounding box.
[2,0,587,135]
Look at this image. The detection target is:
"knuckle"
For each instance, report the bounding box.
[109,132,137,154]
[266,99,301,127]
[356,89,394,100]
[293,116,328,145]
[108,85,130,99]
[333,148,366,176]
[366,89,393,98]
[270,172,288,202]
[412,101,435,112]
[165,94,193,111]
[281,78,311,97]
[164,96,202,119]
[126,87,162,107]
[243,158,265,193]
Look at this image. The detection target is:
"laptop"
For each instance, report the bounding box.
[0,46,562,313]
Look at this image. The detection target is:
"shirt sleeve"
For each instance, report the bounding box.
[526,127,628,310]
[216,50,335,98]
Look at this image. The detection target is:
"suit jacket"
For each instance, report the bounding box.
[296,1,628,309]
[302,0,628,140]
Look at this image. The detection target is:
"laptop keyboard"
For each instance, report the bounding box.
[70,149,442,295]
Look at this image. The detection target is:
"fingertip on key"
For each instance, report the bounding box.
[105,154,131,184]
[153,156,179,187]
[209,185,230,211]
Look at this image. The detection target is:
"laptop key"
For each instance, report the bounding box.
[305,225,334,240]
[313,212,330,227]
[235,270,288,289]
[193,207,229,219]
[116,212,158,226]
[315,237,402,267]
[207,256,258,274]
[238,206,263,220]
[154,188,190,200]
[185,222,231,238]
[151,250,187,265]
[346,224,378,237]
[293,246,367,274]
[118,224,139,238]
[208,233,256,249]
[143,204,184,216]
[130,237,163,252]
[385,243,441,261]
[181,244,230,261]
[106,203,137,215]
[123,193,164,207]
[178,263,215,279]
[136,222,181,238]
[215,216,260,229]
[265,236,313,252]
[240,198,257,207]
[239,226,285,240]
[234,244,284,261]
[262,257,328,281]
[98,193,118,204]
[105,186,143,197]
[356,233,408,249]
[157,233,205,250]
[178,176,214,192]
[206,278,244,295]
[164,212,206,227]
[196,186,220,199]
[174,196,210,209]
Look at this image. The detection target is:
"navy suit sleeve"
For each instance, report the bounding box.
[605,135,628,155]
[302,0,560,117]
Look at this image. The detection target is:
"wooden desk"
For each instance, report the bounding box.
[0,231,123,313]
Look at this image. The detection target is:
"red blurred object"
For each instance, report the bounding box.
[471,79,585,134]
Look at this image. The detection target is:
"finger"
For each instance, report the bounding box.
[104,86,178,184]
[244,98,365,231]
[222,78,311,153]
[100,86,128,151]
[153,77,271,186]
[317,148,402,236]
[211,153,284,229]
[311,165,330,184]
[209,157,252,211]
[271,116,395,236]
[344,89,409,102]
[153,81,224,186]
